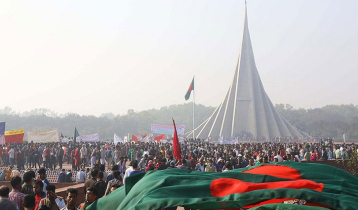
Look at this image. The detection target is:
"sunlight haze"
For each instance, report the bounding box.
[1,0,357,116]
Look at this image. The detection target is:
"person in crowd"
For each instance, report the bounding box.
[31,148,40,169]
[99,165,107,182]
[11,167,21,179]
[105,147,112,169]
[76,168,86,183]
[65,170,73,183]
[44,146,51,169]
[23,194,36,210]
[33,180,46,210]
[84,169,99,195]
[108,184,121,195]
[94,172,106,198]
[74,147,81,171]
[90,146,98,169]
[80,145,87,168]
[16,148,24,170]
[117,157,126,177]
[195,158,206,172]
[22,172,34,195]
[138,154,148,172]
[9,146,15,168]
[0,185,18,210]
[223,162,233,172]
[123,161,134,185]
[57,169,66,183]
[39,185,65,210]
[38,168,49,195]
[78,188,98,210]
[100,146,106,166]
[60,188,78,210]
[57,146,64,170]
[205,159,216,172]
[0,166,11,181]
[9,176,26,210]
[105,171,123,196]
[129,161,141,176]
[106,165,118,184]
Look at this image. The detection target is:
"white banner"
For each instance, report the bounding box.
[114,133,123,145]
[179,136,185,143]
[76,133,99,142]
[28,130,59,143]
[124,136,128,143]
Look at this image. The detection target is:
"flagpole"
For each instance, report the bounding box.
[193,76,195,140]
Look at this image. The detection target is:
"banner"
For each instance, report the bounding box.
[142,134,153,143]
[5,129,24,143]
[114,133,123,145]
[155,134,165,143]
[28,130,59,143]
[0,122,5,145]
[151,124,185,135]
[76,133,99,142]
[124,136,128,143]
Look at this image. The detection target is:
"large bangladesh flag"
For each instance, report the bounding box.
[87,162,358,210]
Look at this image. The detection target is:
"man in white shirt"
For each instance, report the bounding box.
[100,147,106,165]
[80,145,87,167]
[123,161,134,185]
[76,168,86,183]
[8,147,15,168]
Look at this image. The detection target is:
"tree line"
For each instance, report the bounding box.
[1,104,358,142]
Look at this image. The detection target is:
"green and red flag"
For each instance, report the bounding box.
[185,77,194,100]
[87,162,358,210]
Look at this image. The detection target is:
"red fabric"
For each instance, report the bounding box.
[45,149,50,156]
[5,133,24,143]
[34,194,42,210]
[75,148,81,166]
[155,134,165,143]
[242,165,302,180]
[132,135,138,143]
[210,178,324,197]
[172,118,182,160]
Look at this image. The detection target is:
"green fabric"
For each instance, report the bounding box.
[74,127,79,143]
[247,203,329,210]
[87,162,358,210]
[88,186,126,210]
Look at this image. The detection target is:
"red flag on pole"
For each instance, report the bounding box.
[155,134,165,143]
[132,135,138,143]
[172,118,182,160]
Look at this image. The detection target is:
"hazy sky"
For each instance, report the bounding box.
[1,0,357,116]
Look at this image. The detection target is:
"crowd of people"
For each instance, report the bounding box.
[0,139,357,210]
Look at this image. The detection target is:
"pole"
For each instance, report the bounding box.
[193,76,195,140]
